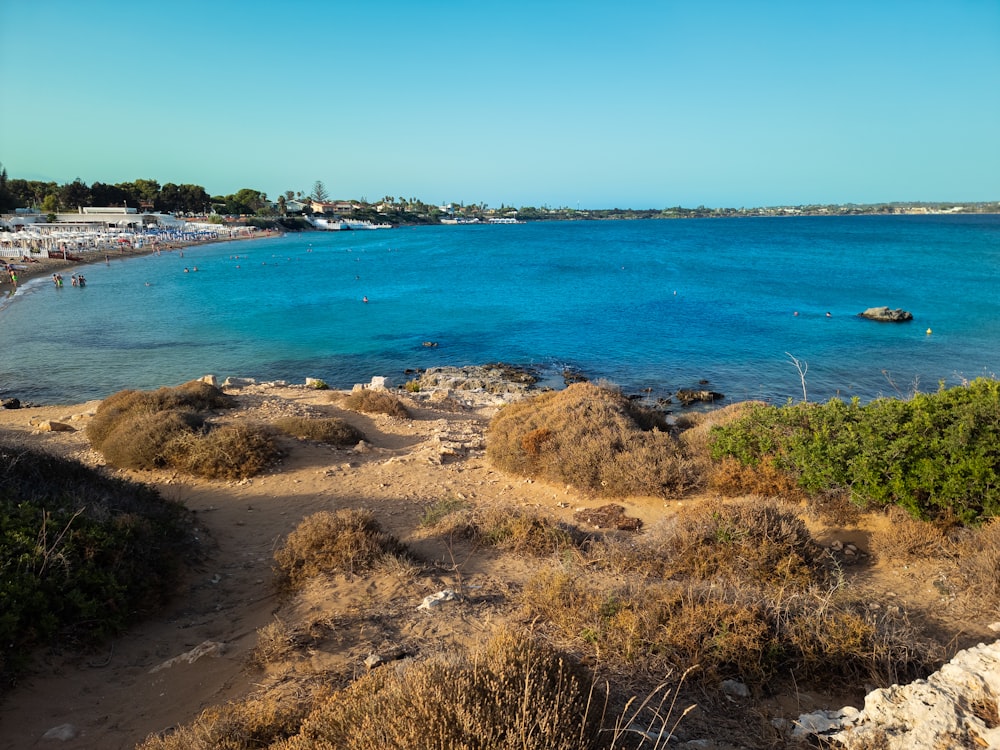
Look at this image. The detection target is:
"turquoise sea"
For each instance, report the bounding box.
[2,215,998,406]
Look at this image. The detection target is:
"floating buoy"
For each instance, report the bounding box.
[926,328,932,335]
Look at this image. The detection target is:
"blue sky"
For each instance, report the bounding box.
[1,1,997,208]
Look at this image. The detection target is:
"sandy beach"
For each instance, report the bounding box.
[1,227,281,295]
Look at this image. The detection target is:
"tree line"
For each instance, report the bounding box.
[0,166,276,217]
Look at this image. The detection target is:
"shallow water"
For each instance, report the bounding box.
[2,215,998,405]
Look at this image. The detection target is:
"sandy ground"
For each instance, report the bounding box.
[0,383,992,749]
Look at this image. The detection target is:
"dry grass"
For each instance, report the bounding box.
[168,422,281,481]
[97,409,204,471]
[273,629,607,750]
[955,518,1000,614]
[869,506,951,563]
[137,679,334,750]
[486,382,700,498]
[273,509,411,590]
[423,503,586,557]
[707,455,805,501]
[589,500,829,589]
[87,382,279,480]
[520,564,938,688]
[337,389,409,418]
[272,416,364,446]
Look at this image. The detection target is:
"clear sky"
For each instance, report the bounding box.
[1,0,998,209]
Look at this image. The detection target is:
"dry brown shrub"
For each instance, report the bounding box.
[88,382,235,451]
[633,500,829,589]
[955,518,1000,614]
[427,504,584,557]
[486,382,699,498]
[272,416,364,446]
[169,422,280,480]
[247,618,297,671]
[273,509,410,590]
[869,506,951,563]
[88,382,241,475]
[276,629,605,750]
[802,489,863,526]
[708,455,804,500]
[137,679,333,750]
[98,409,203,470]
[338,389,409,418]
[160,380,237,411]
[520,564,938,688]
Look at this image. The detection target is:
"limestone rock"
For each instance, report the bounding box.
[199,374,218,386]
[36,420,75,432]
[791,639,1000,749]
[222,376,256,388]
[859,306,913,322]
[149,640,227,673]
[417,589,458,611]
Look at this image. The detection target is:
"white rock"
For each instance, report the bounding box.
[417,589,458,611]
[791,640,1000,749]
[369,376,392,390]
[42,723,77,740]
[148,640,227,673]
[199,374,218,386]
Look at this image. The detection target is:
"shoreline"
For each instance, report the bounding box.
[1,227,282,292]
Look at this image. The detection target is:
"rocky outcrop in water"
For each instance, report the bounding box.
[859,306,913,322]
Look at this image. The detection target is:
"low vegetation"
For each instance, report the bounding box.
[708,378,1000,523]
[141,631,621,750]
[519,500,937,688]
[87,381,280,480]
[486,382,702,498]
[272,416,364,446]
[24,376,1000,747]
[0,443,191,688]
[273,509,410,590]
[336,388,409,418]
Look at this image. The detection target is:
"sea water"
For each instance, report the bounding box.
[2,215,998,406]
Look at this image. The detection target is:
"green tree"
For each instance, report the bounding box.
[90,181,128,207]
[59,177,92,210]
[177,184,210,213]
[0,164,13,212]
[311,180,329,202]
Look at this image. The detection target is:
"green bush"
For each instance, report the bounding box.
[0,444,191,687]
[709,379,1000,523]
